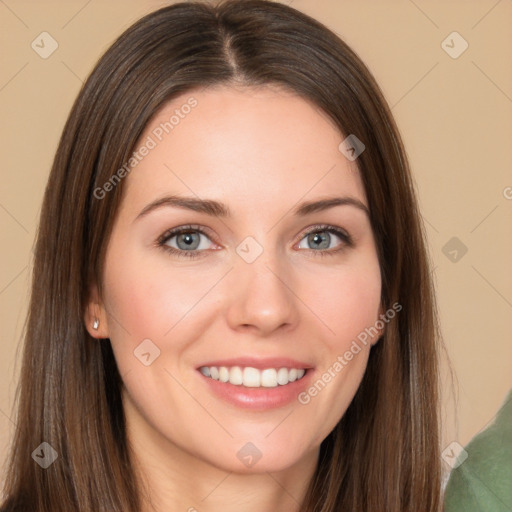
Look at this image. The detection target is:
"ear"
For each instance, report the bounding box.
[83,283,110,339]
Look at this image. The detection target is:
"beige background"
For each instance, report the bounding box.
[1,0,511,485]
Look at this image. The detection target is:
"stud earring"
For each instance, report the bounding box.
[93,319,100,330]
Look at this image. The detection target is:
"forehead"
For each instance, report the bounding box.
[121,85,367,216]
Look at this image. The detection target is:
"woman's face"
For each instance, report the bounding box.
[88,85,382,473]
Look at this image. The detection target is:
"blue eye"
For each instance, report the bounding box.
[158,225,214,258]
[157,224,353,259]
[297,225,353,255]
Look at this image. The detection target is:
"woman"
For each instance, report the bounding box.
[0,1,444,510]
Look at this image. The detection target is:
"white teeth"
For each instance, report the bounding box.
[243,367,260,387]
[229,366,243,385]
[277,367,289,385]
[219,366,230,383]
[261,368,278,387]
[199,366,308,387]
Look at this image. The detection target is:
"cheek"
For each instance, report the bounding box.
[101,244,216,355]
[103,257,162,340]
[296,258,381,442]
[338,271,380,341]
[104,246,222,368]
[306,258,382,352]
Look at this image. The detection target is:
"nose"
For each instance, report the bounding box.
[225,250,300,337]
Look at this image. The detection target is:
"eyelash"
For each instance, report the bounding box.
[156,223,353,259]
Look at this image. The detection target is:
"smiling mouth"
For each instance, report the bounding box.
[199,365,308,388]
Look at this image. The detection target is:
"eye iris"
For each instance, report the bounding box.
[177,232,200,250]
[308,231,330,250]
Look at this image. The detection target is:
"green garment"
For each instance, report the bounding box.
[444,388,512,511]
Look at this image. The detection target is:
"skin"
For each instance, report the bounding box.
[85,85,383,512]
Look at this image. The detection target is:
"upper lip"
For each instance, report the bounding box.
[197,357,314,370]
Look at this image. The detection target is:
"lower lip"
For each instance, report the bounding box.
[197,369,314,410]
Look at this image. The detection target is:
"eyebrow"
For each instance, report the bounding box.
[134,194,370,222]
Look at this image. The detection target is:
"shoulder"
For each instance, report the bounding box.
[444,389,512,511]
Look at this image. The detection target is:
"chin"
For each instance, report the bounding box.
[199,439,314,475]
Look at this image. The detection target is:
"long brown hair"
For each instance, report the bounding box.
[0,1,444,510]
